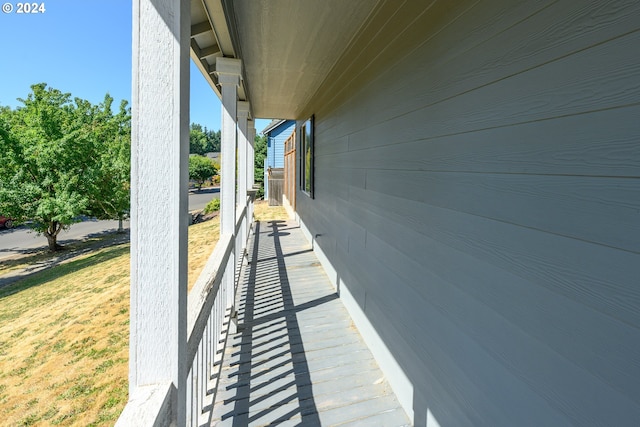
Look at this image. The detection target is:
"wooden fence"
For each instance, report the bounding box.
[283,129,296,211]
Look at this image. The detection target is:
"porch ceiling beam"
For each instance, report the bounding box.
[199,44,221,59]
[191,21,211,38]
[190,41,215,74]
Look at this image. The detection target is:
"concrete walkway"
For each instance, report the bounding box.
[210,220,410,426]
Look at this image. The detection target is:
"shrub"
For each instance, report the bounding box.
[203,198,220,214]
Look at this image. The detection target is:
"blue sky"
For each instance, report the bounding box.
[0,0,269,133]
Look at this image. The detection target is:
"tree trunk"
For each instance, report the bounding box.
[118,216,124,233]
[45,221,63,251]
[45,232,60,251]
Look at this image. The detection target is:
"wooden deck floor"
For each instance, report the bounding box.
[210,220,411,427]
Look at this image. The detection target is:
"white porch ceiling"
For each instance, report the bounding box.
[190,0,379,120]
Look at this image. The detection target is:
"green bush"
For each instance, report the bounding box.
[203,198,220,214]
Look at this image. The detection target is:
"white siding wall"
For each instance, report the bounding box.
[296,1,640,425]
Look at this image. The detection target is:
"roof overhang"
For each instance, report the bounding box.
[190,0,380,120]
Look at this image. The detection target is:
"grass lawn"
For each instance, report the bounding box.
[0,200,286,426]
[0,242,132,426]
[0,234,127,278]
[253,201,289,223]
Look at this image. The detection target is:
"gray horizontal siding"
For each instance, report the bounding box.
[296,0,640,425]
[321,106,640,177]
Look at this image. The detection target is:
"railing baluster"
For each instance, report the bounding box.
[186,367,193,426]
[193,352,198,426]
[118,194,255,425]
[206,317,211,391]
[217,290,222,354]
[199,338,205,421]
[194,343,198,427]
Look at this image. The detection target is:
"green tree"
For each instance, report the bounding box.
[205,128,221,153]
[190,123,220,154]
[86,96,131,232]
[189,123,207,155]
[253,134,267,198]
[189,155,217,190]
[0,83,130,251]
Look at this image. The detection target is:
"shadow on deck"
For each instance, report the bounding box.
[210,220,410,426]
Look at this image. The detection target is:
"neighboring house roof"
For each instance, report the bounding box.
[261,119,287,135]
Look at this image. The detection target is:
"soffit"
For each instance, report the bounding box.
[190,0,379,120]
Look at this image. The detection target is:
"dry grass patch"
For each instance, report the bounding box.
[188,218,220,291]
[253,200,289,222]
[0,220,221,426]
[0,244,130,426]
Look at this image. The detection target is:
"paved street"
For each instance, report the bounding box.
[0,219,128,262]
[0,188,220,262]
[188,186,220,212]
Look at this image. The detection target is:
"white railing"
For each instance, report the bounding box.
[117,193,255,427]
[185,193,255,426]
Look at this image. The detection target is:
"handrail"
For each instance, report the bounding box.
[235,202,248,236]
[186,232,233,362]
[115,383,173,427]
[118,191,255,427]
[184,192,254,426]
[187,193,251,348]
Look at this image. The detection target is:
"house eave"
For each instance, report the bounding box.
[190,0,380,120]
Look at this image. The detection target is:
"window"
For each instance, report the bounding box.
[300,116,314,197]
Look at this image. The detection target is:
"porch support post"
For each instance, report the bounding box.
[216,57,241,327]
[247,120,256,234]
[248,120,256,189]
[237,102,249,258]
[130,0,189,425]
[237,102,249,211]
